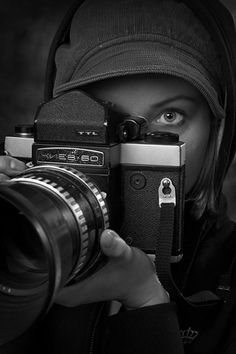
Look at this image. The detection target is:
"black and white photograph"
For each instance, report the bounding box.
[0,1,236,353]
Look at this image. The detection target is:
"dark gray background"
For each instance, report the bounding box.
[0,0,236,220]
[0,0,75,141]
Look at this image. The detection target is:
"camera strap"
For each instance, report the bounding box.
[155,203,175,291]
[155,178,178,296]
[155,202,175,295]
[155,189,224,305]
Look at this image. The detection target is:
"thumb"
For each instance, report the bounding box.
[100,229,132,260]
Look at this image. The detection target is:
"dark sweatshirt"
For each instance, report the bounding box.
[1,206,236,354]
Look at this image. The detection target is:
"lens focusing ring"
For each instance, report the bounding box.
[12,165,109,279]
[59,165,109,228]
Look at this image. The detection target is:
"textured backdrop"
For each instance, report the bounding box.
[0,0,236,220]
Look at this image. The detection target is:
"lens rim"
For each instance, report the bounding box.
[0,187,57,303]
[20,165,110,280]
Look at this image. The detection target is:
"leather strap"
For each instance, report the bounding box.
[155,203,175,294]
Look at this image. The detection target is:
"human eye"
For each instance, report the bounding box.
[153,109,185,126]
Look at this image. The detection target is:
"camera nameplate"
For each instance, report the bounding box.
[36,147,105,167]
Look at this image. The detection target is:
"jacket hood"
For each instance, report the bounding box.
[44,0,236,214]
[184,0,236,204]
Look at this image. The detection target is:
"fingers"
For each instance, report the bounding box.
[0,156,26,177]
[0,173,10,182]
[100,229,132,260]
[56,231,133,307]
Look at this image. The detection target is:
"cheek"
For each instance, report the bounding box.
[182,120,210,193]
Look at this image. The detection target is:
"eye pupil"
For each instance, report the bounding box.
[165,112,176,121]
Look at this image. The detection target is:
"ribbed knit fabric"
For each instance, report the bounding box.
[54,0,225,120]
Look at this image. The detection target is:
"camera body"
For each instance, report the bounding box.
[5,90,185,260]
[0,89,185,344]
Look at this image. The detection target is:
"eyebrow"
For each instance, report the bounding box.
[110,94,197,117]
[149,95,197,110]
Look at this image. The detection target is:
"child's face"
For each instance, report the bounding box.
[86,74,211,193]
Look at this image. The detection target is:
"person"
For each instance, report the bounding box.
[0,0,236,353]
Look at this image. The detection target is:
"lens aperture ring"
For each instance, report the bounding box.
[59,166,109,230]
[11,174,90,276]
[26,165,109,230]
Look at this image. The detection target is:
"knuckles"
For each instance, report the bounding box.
[0,156,26,176]
[0,156,9,171]
[0,173,10,181]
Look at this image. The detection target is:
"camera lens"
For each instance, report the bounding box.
[0,165,109,344]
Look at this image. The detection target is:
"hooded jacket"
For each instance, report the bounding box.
[1,1,236,353]
[1,203,236,354]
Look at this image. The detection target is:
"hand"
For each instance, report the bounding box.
[55,229,169,309]
[0,156,26,181]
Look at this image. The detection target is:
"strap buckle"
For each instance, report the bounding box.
[158,178,176,207]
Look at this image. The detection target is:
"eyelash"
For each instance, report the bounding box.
[153,108,186,126]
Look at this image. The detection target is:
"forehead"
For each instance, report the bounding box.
[85,74,207,114]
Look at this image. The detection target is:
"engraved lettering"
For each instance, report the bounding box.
[67,154,76,162]
[81,155,89,162]
[37,148,104,166]
[90,156,99,162]
[58,153,67,161]
[76,131,99,137]
[41,152,57,160]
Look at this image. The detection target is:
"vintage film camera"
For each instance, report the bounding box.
[0,90,185,343]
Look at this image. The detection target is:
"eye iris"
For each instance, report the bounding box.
[165,112,176,122]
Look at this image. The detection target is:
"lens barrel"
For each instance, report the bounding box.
[0,165,109,344]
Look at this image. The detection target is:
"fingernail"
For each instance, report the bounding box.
[10,160,16,169]
[102,229,117,248]
[10,160,25,171]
